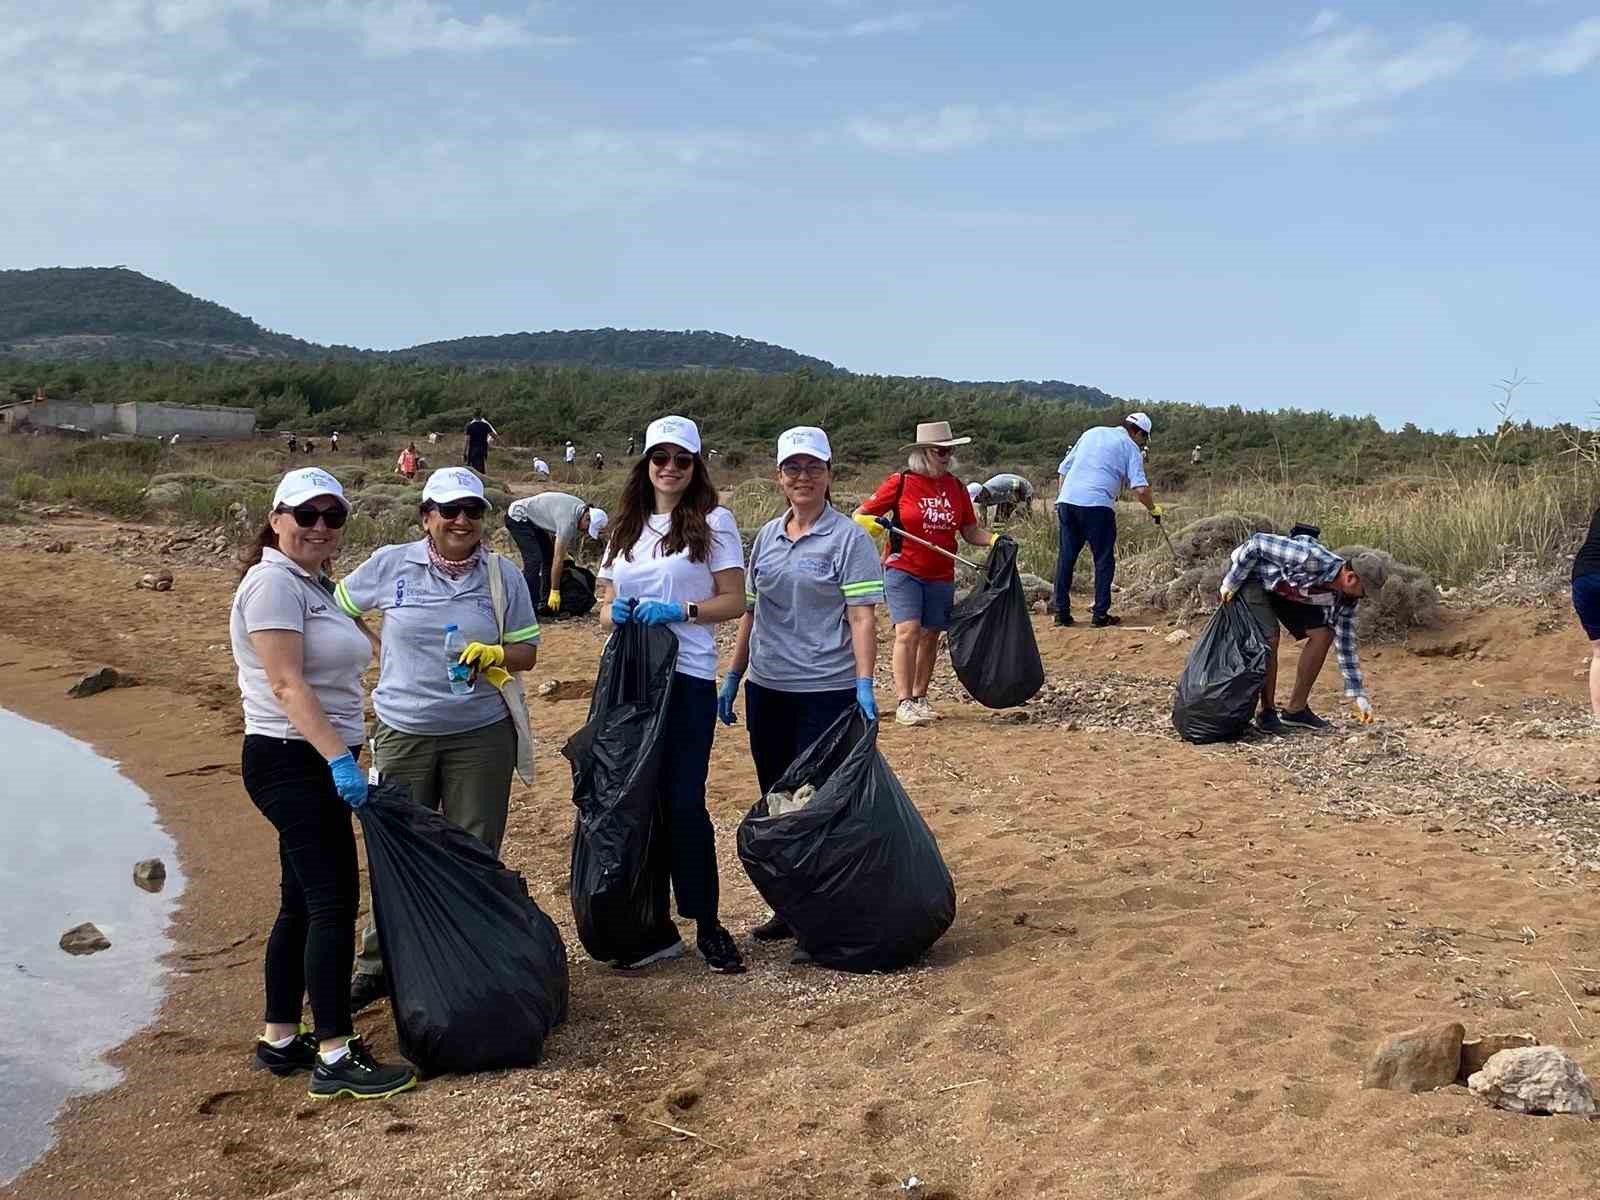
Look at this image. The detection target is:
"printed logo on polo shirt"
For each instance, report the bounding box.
[395,577,406,607]
[797,554,832,579]
[308,603,327,614]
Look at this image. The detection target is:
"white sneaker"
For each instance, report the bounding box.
[895,700,929,726]
[913,697,940,720]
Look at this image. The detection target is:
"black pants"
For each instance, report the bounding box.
[745,680,856,796]
[241,735,361,1042]
[1055,502,1117,620]
[505,516,556,611]
[657,674,720,924]
[466,446,487,472]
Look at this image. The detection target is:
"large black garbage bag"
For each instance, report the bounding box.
[736,710,955,973]
[1171,601,1270,743]
[358,782,568,1076]
[947,536,1044,709]
[558,563,597,617]
[563,618,678,964]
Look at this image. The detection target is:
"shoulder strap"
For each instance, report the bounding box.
[486,552,508,639]
[885,472,908,556]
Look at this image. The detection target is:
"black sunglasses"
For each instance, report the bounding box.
[276,503,348,530]
[430,500,486,520]
[648,449,696,470]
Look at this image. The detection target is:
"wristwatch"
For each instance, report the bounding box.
[685,602,700,622]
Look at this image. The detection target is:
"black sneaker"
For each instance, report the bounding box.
[1054,612,1075,627]
[349,971,389,1014]
[696,923,747,975]
[615,928,687,970]
[1281,706,1333,731]
[253,1031,318,1076]
[750,914,792,941]
[307,1037,416,1101]
[1256,708,1287,735]
[1090,614,1122,628]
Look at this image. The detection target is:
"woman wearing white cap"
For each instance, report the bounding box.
[853,420,999,726]
[230,468,416,1100]
[718,426,884,942]
[333,467,541,1011]
[598,415,748,974]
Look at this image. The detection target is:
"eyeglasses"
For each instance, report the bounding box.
[928,446,953,458]
[779,461,829,479]
[276,504,348,530]
[649,450,696,470]
[431,501,486,520]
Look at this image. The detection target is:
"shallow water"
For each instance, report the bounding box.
[0,708,183,1185]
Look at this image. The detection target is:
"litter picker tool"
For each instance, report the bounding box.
[873,516,984,573]
[1157,521,1181,563]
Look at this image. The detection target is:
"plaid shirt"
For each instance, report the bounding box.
[1220,533,1367,699]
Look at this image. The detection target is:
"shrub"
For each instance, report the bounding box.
[10,471,46,501]
[55,470,147,517]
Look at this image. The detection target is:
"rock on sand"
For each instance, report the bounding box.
[1468,1047,1596,1115]
[1361,1021,1464,1092]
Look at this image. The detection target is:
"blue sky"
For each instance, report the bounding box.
[4,2,1598,432]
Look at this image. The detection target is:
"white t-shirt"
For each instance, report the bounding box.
[230,549,372,745]
[564,444,576,463]
[599,506,744,681]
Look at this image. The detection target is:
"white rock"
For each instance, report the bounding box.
[1468,1046,1596,1115]
[1164,628,1191,645]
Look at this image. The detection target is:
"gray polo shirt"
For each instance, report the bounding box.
[983,473,1033,503]
[506,492,587,544]
[335,539,538,736]
[744,506,884,693]
[231,548,372,746]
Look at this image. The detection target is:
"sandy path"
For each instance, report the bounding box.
[0,530,1596,1200]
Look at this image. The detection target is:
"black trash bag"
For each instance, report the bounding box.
[357,782,568,1076]
[736,710,955,973]
[947,536,1044,709]
[1171,601,1270,743]
[563,617,678,964]
[558,563,597,617]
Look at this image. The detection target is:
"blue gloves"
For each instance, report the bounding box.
[609,596,633,625]
[327,751,368,809]
[856,677,879,721]
[633,599,686,625]
[718,670,743,725]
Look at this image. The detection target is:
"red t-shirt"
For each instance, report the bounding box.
[860,471,977,583]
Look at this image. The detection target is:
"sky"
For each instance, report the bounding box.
[4,1,1599,433]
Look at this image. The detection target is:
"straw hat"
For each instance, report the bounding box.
[902,420,971,450]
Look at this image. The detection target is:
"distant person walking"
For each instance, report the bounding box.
[626,433,636,456]
[1191,444,1202,465]
[395,442,418,481]
[1571,507,1600,725]
[1053,413,1163,628]
[331,431,340,452]
[564,440,577,470]
[230,467,416,1100]
[854,420,998,727]
[504,491,609,616]
[593,450,605,471]
[464,412,497,473]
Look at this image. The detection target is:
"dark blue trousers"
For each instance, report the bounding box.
[658,674,720,923]
[744,680,857,796]
[1055,502,1118,621]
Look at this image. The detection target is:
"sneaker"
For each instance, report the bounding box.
[349,971,389,1015]
[253,1030,318,1076]
[696,924,747,975]
[913,697,940,720]
[750,914,793,941]
[615,929,687,970]
[1281,706,1333,731]
[895,700,930,726]
[1256,708,1287,735]
[1053,611,1075,627]
[307,1036,417,1101]
[1090,614,1122,628]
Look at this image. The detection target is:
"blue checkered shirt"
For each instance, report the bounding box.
[1220,534,1367,699]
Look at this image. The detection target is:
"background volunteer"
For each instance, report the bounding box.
[230,467,416,1101]
[968,472,1035,524]
[854,420,996,727]
[334,467,539,1011]
[463,411,496,473]
[504,491,608,615]
[1574,506,1600,724]
[1053,412,1163,628]
[598,415,748,975]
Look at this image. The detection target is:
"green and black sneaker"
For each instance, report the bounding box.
[307,1036,417,1101]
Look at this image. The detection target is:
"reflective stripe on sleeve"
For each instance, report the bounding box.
[504,622,541,643]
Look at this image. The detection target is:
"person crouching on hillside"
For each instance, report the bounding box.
[1219,532,1385,734]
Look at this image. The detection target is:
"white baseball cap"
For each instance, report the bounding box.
[967,481,983,501]
[776,426,831,464]
[644,414,702,456]
[587,508,609,540]
[422,467,488,507]
[273,467,348,511]
[1125,412,1153,434]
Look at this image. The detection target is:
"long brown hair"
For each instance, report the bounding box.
[604,451,720,566]
[238,518,334,587]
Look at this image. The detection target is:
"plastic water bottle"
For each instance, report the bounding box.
[444,624,472,694]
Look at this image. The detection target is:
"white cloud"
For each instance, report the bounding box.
[304,1,572,58]
[845,103,1109,154]
[1506,16,1600,77]
[1305,10,1341,38]
[1166,21,1480,143]
[688,6,955,62]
